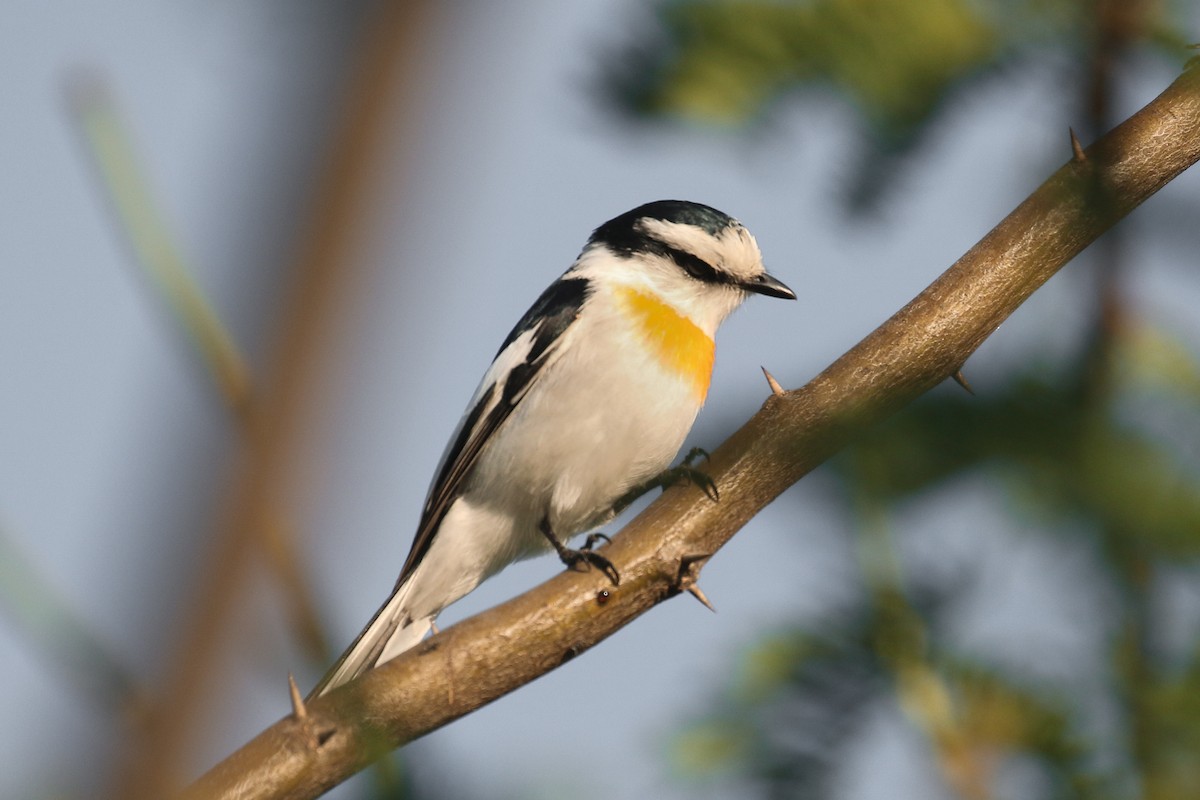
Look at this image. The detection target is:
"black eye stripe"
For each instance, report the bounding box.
[665,247,726,285]
[592,231,729,285]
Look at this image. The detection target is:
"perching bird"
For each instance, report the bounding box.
[309,200,794,698]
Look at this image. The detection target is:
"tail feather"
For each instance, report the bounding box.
[308,580,432,699]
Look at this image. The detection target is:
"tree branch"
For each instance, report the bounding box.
[181,60,1200,800]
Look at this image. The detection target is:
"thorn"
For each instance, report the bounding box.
[687,584,717,613]
[761,366,785,396]
[288,673,307,720]
[675,553,715,610]
[951,369,974,395]
[1069,127,1087,163]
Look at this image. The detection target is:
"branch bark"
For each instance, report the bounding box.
[182,60,1200,800]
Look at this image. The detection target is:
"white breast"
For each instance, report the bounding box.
[460,288,706,558]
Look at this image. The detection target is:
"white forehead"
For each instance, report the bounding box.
[638,217,764,280]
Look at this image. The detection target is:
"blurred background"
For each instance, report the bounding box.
[4,1,1200,798]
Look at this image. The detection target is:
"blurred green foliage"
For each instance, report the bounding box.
[601,0,1192,208]
[671,318,1200,797]
[603,1,1200,798]
[608,0,995,130]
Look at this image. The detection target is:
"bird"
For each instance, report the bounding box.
[309,200,794,698]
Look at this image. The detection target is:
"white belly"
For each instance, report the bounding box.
[461,311,705,561]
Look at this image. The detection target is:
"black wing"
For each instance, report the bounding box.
[393,276,590,586]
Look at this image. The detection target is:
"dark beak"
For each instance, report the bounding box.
[742,271,796,300]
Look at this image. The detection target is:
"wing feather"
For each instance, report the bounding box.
[394,276,590,585]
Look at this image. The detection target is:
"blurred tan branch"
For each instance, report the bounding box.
[182,60,1200,800]
[103,3,438,798]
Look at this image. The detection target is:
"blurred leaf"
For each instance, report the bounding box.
[600,0,1192,208]
[1064,425,1200,557]
[1115,320,1200,400]
[69,77,251,412]
[832,326,1200,558]
[606,0,997,132]
[672,719,753,780]
[671,622,885,795]
[943,661,1099,787]
[1140,646,1200,799]
[672,561,1109,798]
[830,375,1084,502]
[0,525,138,712]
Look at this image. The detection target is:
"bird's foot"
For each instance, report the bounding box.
[559,545,621,586]
[540,518,620,585]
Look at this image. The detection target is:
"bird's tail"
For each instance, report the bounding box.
[307,578,433,700]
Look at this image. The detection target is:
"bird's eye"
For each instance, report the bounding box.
[673,250,723,284]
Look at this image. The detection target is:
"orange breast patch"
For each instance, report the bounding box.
[615,286,715,401]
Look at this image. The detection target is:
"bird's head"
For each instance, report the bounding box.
[577,200,794,334]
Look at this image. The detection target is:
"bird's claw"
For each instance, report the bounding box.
[581,532,612,550]
[666,464,719,502]
[541,516,620,585]
[560,546,620,585]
